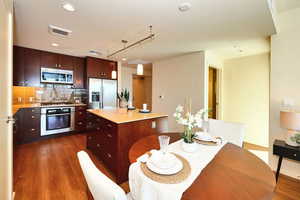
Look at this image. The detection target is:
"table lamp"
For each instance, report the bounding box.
[280,111,300,147]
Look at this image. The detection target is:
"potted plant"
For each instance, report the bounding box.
[173,103,208,153]
[291,133,300,146]
[118,89,130,108]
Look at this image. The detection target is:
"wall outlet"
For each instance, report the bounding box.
[152,121,156,129]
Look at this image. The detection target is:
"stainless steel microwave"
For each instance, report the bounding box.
[41,67,73,84]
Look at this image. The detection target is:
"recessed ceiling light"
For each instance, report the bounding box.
[52,43,59,47]
[178,2,192,12]
[62,2,75,12]
[122,58,127,61]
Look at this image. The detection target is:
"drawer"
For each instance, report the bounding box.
[23,107,41,114]
[273,145,300,161]
[75,121,86,131]
[22,128,40,142]
[76,110,87,119]
[87,132,98,151]
[75,106,87,112]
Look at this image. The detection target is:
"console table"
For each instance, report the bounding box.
[273,139,300,182]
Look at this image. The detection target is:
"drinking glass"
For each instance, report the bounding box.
[158,135,170,154]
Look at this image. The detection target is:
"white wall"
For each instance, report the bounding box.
[152,52,206,132]
[120,66,136,102]
[270,7,300,179]
[0,0,13,199]
[222,53,270,147]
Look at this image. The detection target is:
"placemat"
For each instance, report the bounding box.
[140,153,191,184]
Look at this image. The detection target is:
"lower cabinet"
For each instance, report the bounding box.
[86,113,163,184]
[15,107,41,144]
[75,106,87,132]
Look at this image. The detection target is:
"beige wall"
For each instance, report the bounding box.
[0,0,13,199]
[120,64,152,104]
[152,52,206,132]
[270,8,300,179]
[223,53,270,147]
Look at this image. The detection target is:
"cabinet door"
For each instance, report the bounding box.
[24,48,41,87]
[86,57,102,78]
[13,46,25,86]
[40,51,59,68]
[74,57,86,88]
[58,55,74,70]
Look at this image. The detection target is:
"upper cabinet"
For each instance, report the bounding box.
[13,46,25,86]
[23,48,41,87]
[40,51,74,70]
[74,57,86,89]
[13,46,41,87]
[86,57,117,80]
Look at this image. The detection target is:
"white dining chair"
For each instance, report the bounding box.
[77,151,133,200]
[208,119,246,147]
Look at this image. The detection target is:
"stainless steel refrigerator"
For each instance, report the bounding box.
[88,78,117,109]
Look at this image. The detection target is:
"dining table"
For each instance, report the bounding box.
[128,133,276,200]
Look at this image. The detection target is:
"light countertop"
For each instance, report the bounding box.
[13,103,87,115]
[87,108,168,124]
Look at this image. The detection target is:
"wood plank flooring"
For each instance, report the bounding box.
[13,134,300,200]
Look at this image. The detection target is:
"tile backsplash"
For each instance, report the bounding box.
[13,85,88,105]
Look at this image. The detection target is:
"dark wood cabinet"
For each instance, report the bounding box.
[40,51,74,70]
[74,57,86,88]
[75,106,87,132]
[86,57,117,80]
[15,108,41,144]
[40,51,59,68]
[13,46,25,86]
[13,46,41,87]
[23,48,41,87]
[86,113,165,183]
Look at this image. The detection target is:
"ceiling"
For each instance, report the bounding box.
[276,0,300,13]
[14,0,276,62]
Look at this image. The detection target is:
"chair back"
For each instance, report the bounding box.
[208,119,245,147]
[77,151,127,200]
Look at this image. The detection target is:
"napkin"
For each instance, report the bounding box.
[195,131,217,142]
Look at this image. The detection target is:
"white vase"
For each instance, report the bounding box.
[182,141,198,153]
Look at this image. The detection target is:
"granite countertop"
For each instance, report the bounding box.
[87,108,168,124]
[13,103,87,115]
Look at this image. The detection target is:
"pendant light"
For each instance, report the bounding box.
[111,70,117,79]
[137,64,144,75]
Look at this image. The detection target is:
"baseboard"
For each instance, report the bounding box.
[274,171,300,183]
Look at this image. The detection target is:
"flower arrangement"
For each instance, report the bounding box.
[117,89,130,108]
[173,104,208,144]
[291,133,300,145]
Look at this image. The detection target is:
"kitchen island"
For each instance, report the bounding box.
[86,108,168,183]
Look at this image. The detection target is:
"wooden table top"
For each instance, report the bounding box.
[87,108,168,124]
[129,133,276,200]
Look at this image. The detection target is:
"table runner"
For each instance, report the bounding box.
[129,139,227,200]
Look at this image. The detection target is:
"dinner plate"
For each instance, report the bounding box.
[146,155,183,175]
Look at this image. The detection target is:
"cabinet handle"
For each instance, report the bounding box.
[107,134,112,138]
[31,116,35,119]
[97,144,100,148]
[294,154,297,157]
[107,124,113,128]
[31,109,35,112]
[88,136,92,140]
[78,122,83,125]
[96,127,100,131]
[107,153,112,158]
[79,112,82,115]
[30,128,36,131]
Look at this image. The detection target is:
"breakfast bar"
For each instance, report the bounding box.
[86,108,168,183]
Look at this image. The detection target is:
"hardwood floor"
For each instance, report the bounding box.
[13,134,300,200]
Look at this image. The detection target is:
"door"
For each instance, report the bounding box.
[74,57,85,89]
[40,51,59,68]
[58,54,74,70]
[102,79,117,108]
[24,48,41,87]
[208,67,217,119]
[132,75,152,110]
[13,46,24,86]
[0,0,13,199]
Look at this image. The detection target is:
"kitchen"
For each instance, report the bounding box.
[12,44,168,195]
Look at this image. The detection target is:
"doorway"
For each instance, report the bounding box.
[132,75,152,110]
[208,67,218,119]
